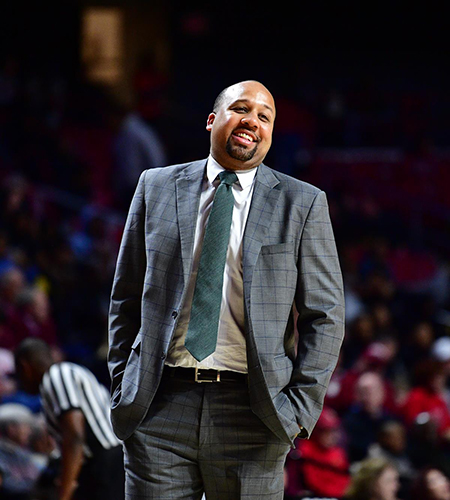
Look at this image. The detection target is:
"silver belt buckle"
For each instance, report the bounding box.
[195,367,220,383]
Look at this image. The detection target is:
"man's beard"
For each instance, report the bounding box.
[226,136,258,162]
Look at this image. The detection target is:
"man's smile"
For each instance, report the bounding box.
[231,129,258,146]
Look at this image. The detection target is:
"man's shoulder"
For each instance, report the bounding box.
[260,164,323,199]
[141,159,206,182]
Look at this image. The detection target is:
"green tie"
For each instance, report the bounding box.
[185,170,238,361]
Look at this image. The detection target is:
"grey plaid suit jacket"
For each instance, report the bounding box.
[108,159,345,445]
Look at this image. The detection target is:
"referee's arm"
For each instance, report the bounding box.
[58,409,85,500]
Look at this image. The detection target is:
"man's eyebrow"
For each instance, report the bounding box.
[231,99,274,114]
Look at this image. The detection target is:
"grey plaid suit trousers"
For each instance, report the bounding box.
[123,374,290,499]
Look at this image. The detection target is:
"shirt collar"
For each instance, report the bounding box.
[206,155,258,190]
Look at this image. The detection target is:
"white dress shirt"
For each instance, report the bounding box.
[166,155,257,373]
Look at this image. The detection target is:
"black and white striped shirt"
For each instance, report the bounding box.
[40,362,120,456]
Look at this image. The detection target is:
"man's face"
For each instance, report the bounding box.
[15,360,40,394]
[207,81,276,171]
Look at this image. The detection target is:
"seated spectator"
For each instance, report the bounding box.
[409,467,450,500]
[431,337,450,370]
[0,342,42,414]
[0,267,26,350]
[401,358,450,442]
[0,403,43,499]
[329,341,399,416]
[341,313,375,371]
[9,286,62,361]
[406,411,450,479]
[401,321,435,373]
[0,231,15,276]
[367,420,415,497]
[0,348,16,400]
[285,407,350,499]
[370,302,396,339]
[343,371,396,463]
[431,337,450,408]
[344,457,400,500]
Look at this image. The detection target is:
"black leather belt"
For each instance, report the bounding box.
[164,366,247,384]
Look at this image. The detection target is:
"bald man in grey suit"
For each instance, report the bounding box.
[108,80,345,499]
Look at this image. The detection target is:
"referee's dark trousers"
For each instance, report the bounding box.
[75,445,125,500]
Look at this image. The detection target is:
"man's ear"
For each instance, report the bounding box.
[206,113,215,131]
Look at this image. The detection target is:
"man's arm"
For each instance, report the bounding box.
[289,190,345,436]
[58,410,85,500]
[108,171,147,397]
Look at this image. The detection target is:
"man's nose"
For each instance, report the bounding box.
[241,113,258,130]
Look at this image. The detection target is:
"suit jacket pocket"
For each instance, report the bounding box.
[124,334,142,378]
[112,334,142,409]
[260,242,294,255]
[274,391,300,442]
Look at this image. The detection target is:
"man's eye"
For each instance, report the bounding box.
[234,107,247,112]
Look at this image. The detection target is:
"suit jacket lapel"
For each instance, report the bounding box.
[175,159,206,282]
[242,164,281,299]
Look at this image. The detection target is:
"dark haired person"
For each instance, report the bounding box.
[15,338,124,500]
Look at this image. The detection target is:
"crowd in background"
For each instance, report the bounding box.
[1,52,450,500]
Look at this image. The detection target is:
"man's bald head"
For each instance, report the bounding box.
[207,80,275,170]
[213,80,275,114]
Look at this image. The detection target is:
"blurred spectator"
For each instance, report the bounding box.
[370,302,397,339]
[0,403,43,499]
[341,313,375,370]
[133,52,168,124]
[431,336,450,409]
[0,267,26,350]
[359,269,397,307]
[0,175,39,259]
[343,371,396,462]
[0,230,15,275]
[1,343,41,413]
[401,359,450,442]
[0,348,16,399]
[344,282,366,326]
[344,457,400,500]
[431,337,450,367]
[331,341,398,416]
[0,267,26,314]
[106,91,167,209]
[367,420,415,497]
[11,286,59,348]
[401,321,435,375]
[14,338,124,500]
[409,467,450,500]
[285,406,350,499]
[406,411,450,479]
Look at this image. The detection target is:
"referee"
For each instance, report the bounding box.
[14,338,124,500]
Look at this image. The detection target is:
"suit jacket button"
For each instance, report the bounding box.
[171,310,178,319]
[161,353,166,360]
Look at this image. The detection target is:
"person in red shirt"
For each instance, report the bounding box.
[401,358,450,441]
[285,406,350,499]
